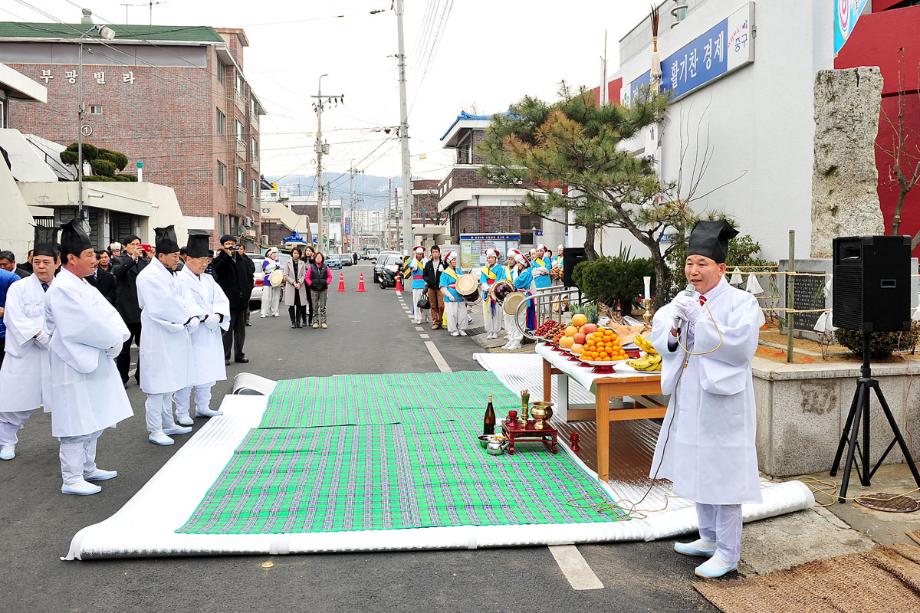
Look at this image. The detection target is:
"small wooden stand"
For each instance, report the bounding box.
[501,419,558,455]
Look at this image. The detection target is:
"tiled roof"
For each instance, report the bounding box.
[0,22,225,43]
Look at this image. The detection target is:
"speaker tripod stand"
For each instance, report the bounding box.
[830,332,920,503]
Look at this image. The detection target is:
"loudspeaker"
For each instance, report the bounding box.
[832,236,911,332]
[563,247,587,288]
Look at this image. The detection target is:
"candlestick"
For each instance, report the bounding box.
[642,298,652,326]
[643,276,651,301]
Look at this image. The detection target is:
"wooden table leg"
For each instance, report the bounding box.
[542,357,552,403]
[595,384,611,482]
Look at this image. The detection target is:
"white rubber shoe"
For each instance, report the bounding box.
[196,407,223,418]
[84,468,118,482]
[163,425,192,436]
[62,480,102,496]
[0,444,15,460]
[674,539,717,558]
[450,331,460,337]
[694,553,738,578]
[148,432,175,446]
[176,415,194,427]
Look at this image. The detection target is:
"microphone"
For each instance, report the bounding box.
[667,285,696,352]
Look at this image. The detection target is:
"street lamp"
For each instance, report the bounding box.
[76,9,116,222]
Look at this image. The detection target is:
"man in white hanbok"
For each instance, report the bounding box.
[137,226,199,446]
[45,220,133,495]
[0,243,59,460]
[174,234,230,425]
[650,221,763,579]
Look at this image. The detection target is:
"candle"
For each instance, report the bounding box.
[643,276,651,301]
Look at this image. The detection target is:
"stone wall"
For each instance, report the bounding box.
[753,358,920,476]
[811,67,885,258]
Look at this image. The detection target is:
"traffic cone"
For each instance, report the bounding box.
[395,273,403,292]
[356,273,366,292]
[337,272,346,292]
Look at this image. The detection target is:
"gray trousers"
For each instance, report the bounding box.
[311,290,327,324]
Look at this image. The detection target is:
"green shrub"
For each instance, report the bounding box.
[835,326,919,359]
[90,159,116,177]
[573,250,655,315]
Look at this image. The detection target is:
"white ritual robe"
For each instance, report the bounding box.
[177,266,230,386]
[44,268,132,437]
[649,277,764,505]
[137,258,196,395]
[0,274,53,413]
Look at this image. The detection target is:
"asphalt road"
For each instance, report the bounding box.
[0,264,714,612]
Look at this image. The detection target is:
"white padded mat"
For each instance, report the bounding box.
[65,384,814,559]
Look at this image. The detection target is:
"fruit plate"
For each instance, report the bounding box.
[578,358,626,374]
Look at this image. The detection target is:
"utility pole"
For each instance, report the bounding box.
[386,178,393,249]
[326,180,332,252]
[348,161,364,253]
[395,0,413,253]
[311,74,343,251]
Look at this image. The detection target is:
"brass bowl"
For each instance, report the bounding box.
[532,401,554,422]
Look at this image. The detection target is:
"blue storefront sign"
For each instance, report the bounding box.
[626,2,754,105]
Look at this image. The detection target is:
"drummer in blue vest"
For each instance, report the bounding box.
[502,252,534,350]
[409,245,428,324]
[439,250,466,337]
[531,244,552,291]
[480,248,504,340]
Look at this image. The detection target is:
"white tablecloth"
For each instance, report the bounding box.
[534,342,659,394]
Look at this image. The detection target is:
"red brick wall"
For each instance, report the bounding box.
[6,41,261,248]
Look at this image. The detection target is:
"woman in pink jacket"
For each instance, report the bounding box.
[305,251,333,329]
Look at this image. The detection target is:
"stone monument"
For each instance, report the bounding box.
[810,67,885,258]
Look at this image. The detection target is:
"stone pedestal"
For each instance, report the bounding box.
[753,358,920,477]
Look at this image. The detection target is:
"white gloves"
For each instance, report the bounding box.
[203,313,221,330]
[672,292,703,325]
[534,268,548,276]
[34,330,51,348]
[105,345,121,359]
[185,317,200,333]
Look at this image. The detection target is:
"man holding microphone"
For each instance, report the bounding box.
[649,220,764,579]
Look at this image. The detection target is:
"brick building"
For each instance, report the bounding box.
[0,21,265,248]
[437,112,559,246]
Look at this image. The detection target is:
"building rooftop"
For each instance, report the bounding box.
[0,22,226,44]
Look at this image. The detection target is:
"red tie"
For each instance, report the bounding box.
[699,295,707,307]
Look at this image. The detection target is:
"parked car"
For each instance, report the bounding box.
[364,248,379,261]
[373,250,400,282]
[377,254,403,289]
[326,254,344,270]
[341,253,353,266]
[248,251,291,304]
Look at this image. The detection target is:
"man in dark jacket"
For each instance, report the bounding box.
[212,234,253,364]
[422,245,445,330]
[0,250,29,279]
[111,235,148,384]
[87,250,117,305]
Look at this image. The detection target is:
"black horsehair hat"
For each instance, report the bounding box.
[59,219,92,259]
[154,225,180,254]
[687,220,738,264]
[185,234,211,259]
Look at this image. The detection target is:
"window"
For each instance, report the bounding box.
[216,109,225,135]
[251,178,258,199]
[250,96,256,116]
[235,119,244,142]
[89,105,102,115]
[250,137,258,159]
[217,64,225,85]
[235,71,244,96]
[217,161,226,186]
[236,167,245,191]
[218,213,227,235]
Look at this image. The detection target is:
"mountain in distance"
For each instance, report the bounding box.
[266,174,398,210]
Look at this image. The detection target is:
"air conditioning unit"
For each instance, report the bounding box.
[242,216,253,228]
[261,234,269,247]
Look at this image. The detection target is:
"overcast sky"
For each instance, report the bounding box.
[21,0,652,179]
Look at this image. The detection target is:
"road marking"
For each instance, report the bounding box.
[424,340,451,373]
[414,326,423,331]
[419,333,430,339]
[548,545,603,590]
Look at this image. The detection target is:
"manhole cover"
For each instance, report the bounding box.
[855,492,920,513]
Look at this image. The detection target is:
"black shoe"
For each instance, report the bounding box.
[235,357,249,364]
[291,322,297,328]
[225,358,231,366]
